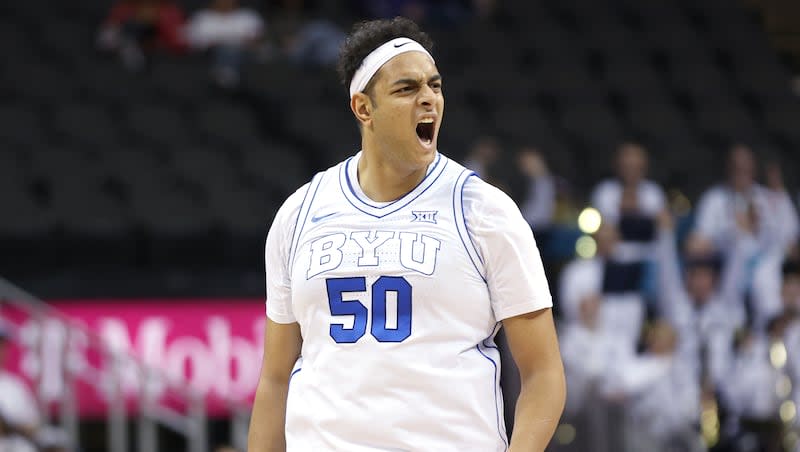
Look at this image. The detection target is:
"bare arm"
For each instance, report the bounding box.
[247,319,302,452]
[504,308,566,452]
[655,210,689,323]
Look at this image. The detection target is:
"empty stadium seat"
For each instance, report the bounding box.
[36,19,96,68]
[490,105,561,148]
[169,147,240,190]
[0,105,51,149]
[149,59,215,107]
[126,103,195,148]
[285,103,359,164]
[626,102,696,145]
[558,103,626,154]
[692,100,766,145]
[79,62,156,106]
[193,101,265,148]
[53,103,122,149]
[240,145,310,195]
[3,61,80,106]
[602,62,671,104]
[762,102,800,148]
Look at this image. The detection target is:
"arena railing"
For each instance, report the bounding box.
[0,276,242,452]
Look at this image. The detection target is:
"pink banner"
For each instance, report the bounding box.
[1,299,265,417]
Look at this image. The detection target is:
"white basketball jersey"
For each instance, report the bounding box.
[265,151,552,451]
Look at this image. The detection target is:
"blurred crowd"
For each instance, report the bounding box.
[93,0,495,87]
[466,141,800,451]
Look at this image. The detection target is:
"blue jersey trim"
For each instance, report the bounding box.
[286,176,315,267]
[289,172,323,269]
[338,153,447,218]
[481,323,502,350]
[288,367,302,390]
[452,169,486,281]
[461,174,485,266]
[345,152,442,209]
[476,344,508,451]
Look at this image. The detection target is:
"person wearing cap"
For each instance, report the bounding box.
[248,16,565,452]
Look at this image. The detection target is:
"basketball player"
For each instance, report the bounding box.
[248,17,565,452]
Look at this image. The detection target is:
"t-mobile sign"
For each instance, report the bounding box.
[2,299,265,417]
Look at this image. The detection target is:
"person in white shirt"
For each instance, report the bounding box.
[693,144,798,260]
[559,223,617,323]
[604,320,704,452]
[247,17,565,452]
[590,142,665,263]
[185,0,264,87]
[558,294,621,452]
[559,295,616,415]
[655,209,756,389]
[559,222,645,353]
[749,160,800,331]
[722,316,794,452]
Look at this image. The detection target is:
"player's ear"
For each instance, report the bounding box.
[351,92,373,128]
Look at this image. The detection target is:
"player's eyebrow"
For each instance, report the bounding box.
[391,74,442,86]
[391,78,420,86]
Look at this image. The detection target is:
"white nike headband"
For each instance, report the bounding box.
[348,37,435,99]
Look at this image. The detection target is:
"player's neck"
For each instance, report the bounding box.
[357,150,427,202]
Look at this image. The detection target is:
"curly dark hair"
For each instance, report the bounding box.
[337,17,434,96]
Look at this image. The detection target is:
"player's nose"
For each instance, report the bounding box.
[417,85,436,108]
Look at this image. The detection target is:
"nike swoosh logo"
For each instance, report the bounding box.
[311,211,338,223]
[394,42,410,48]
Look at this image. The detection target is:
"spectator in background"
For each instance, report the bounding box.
[763,158,800,250]
[781,260,800,315]
[0,325,40,451]
[721,316,794,452]
[558,294,619,452]
[462,136,522,198]
[186,0,266,88]
[655,208,757,394]
[558,222,645,352]
[462,136,501,180]
[693,144,798,261]
[517,147,555,231]
[590,142,665,263]
[97,0,187,71]
[281,18,346,69]
[750,160,800,331]
[606,320,704,452]
[558,223,616,324]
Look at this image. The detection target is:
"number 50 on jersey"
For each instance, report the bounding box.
[326,276,413,344]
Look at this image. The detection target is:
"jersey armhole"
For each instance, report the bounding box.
[287,171,324,270]
[452,170,487,281]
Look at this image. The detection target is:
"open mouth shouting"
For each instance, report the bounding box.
[416,117,435,148]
